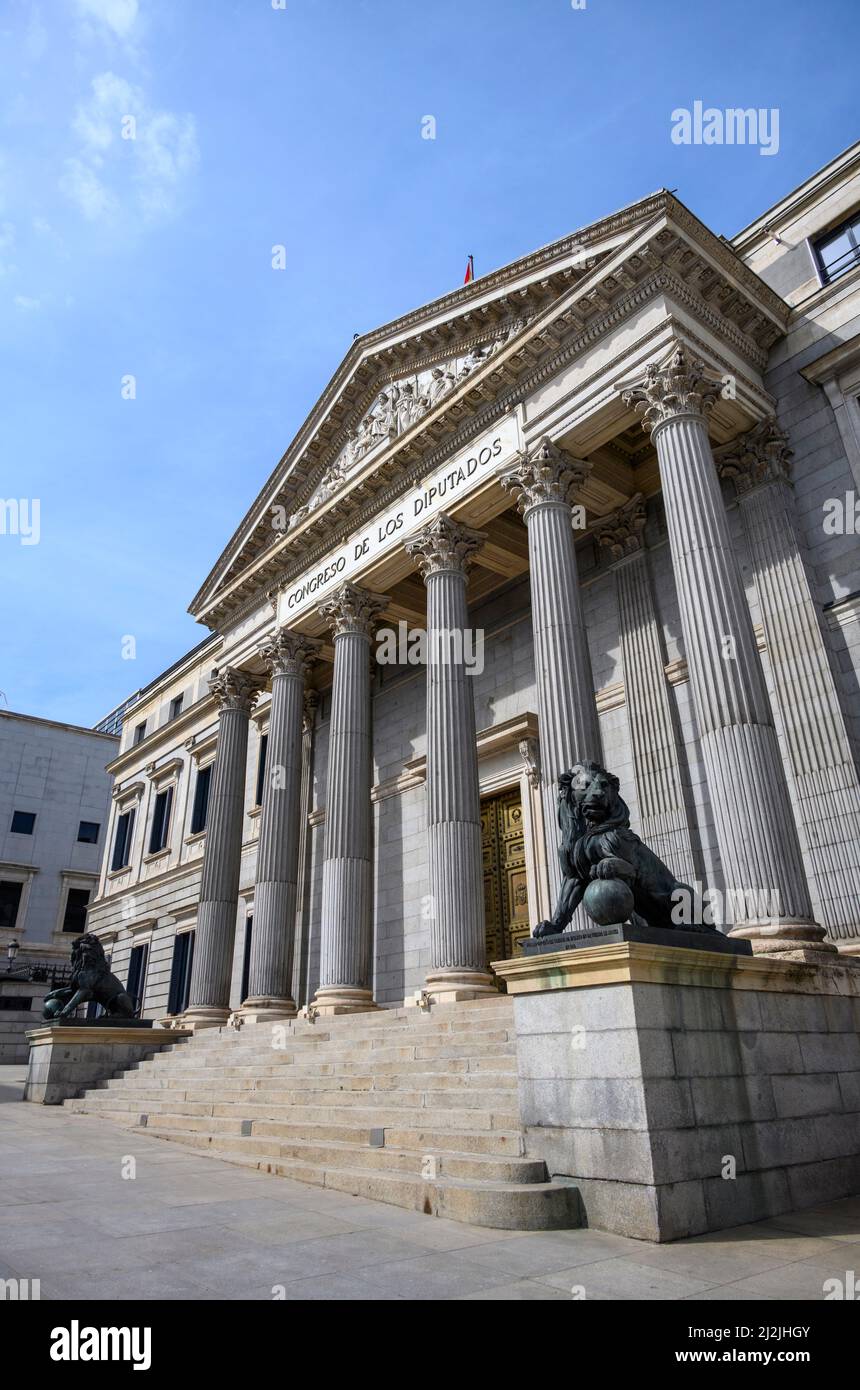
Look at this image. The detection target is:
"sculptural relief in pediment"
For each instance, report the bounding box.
[292,327,517,524]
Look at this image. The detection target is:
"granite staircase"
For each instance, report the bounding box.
[65,996,579,1230]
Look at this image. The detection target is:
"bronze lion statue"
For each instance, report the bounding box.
[43,933,137,1021]
[533,760,715,939]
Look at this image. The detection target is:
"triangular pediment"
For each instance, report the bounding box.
[190,188,788,631]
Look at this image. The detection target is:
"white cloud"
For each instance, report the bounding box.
[0,220,16,275]
[74,0,139,40]
[14,295,41,311]
[60,156,116,220]
[72,71,138,156]
[62,71,198,223]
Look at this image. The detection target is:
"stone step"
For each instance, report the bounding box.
[64,1104,527,1156]
[136,1040,517,1071]
[63,995,579,1231]
[101,1053,518,1083]
[90,1084,518,1112]
[187,1002,515,1044]
[171,1027,517,1059]
[107,1125,576,1231]
[69,1096,521,1132]
[98,1072,518,1102]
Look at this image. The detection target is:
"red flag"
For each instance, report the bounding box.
[463,254,474,284]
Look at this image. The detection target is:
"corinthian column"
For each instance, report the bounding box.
[594,495,697,885]
[241,628,320,1020]
[623,345,832,960]
[313,582,387,1014]
[405,514,496,1000]
[186,667,263,1026]
[501,437,602,905]
[716,419,860,955]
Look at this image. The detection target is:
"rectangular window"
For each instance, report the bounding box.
[167,931,195,1015]
[169,694,184,720]
[126,942,149,1012]
[255,733,269,807]
[814,210,860,284]
[10,810,36,835]
[0,881,23,930]
[77,820,100,844]
[190,764,212,835]
[241,916,253,1003]
[134,721,147,744]
[148,786,173,854]
[111,808,136,871]
[62,887,90,933]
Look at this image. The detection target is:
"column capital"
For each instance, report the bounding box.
[593,493,647,562]
[259,627,321,679]
[714,417,793,497]
[209,666,263,714]
[500,436,591,515]
[622,344,722,434]
[405,512,486,580]
[318,581,388,639]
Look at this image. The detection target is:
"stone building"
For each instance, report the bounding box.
[86,142,860,1025]
[0,710,119,968]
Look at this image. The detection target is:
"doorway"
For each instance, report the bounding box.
[481,787,531,962]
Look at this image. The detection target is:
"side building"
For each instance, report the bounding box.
[0,711,119,966]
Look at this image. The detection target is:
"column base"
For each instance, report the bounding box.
[729,921,841,964]
[176,1004,232,1031]
[837,940,860,958]
[312,986,378,1016]
[235,996,297,1023]
[424,969,499,1004]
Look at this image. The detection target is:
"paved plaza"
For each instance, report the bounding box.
[2,1067,857,1302]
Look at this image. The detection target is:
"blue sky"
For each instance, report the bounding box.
[1,0,858,728]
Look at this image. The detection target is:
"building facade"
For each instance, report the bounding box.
[0,711,119,965]
[86,144,860,1024]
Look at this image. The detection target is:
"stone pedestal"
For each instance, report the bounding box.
[495,944,860,1242]
[24,1025,190,1104]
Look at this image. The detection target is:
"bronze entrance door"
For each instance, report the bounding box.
[481,787,531,963]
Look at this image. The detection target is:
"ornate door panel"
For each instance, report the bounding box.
[482,788,530,962]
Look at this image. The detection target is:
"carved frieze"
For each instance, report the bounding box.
[292,331,516,524]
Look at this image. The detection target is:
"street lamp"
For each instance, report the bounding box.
[5,939,19,972]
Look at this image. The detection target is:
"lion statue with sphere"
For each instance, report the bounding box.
[533,760,718,940]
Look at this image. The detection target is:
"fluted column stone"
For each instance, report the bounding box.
[405,513,496,999]
[186,667,263,1026]
[595,495,698,885]
[717,419,860,956]
[501,438,602,909]
[292,690,319,1006]
[623,345,830,960]
[241,628,320,1020]
[313,582,387,1014]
